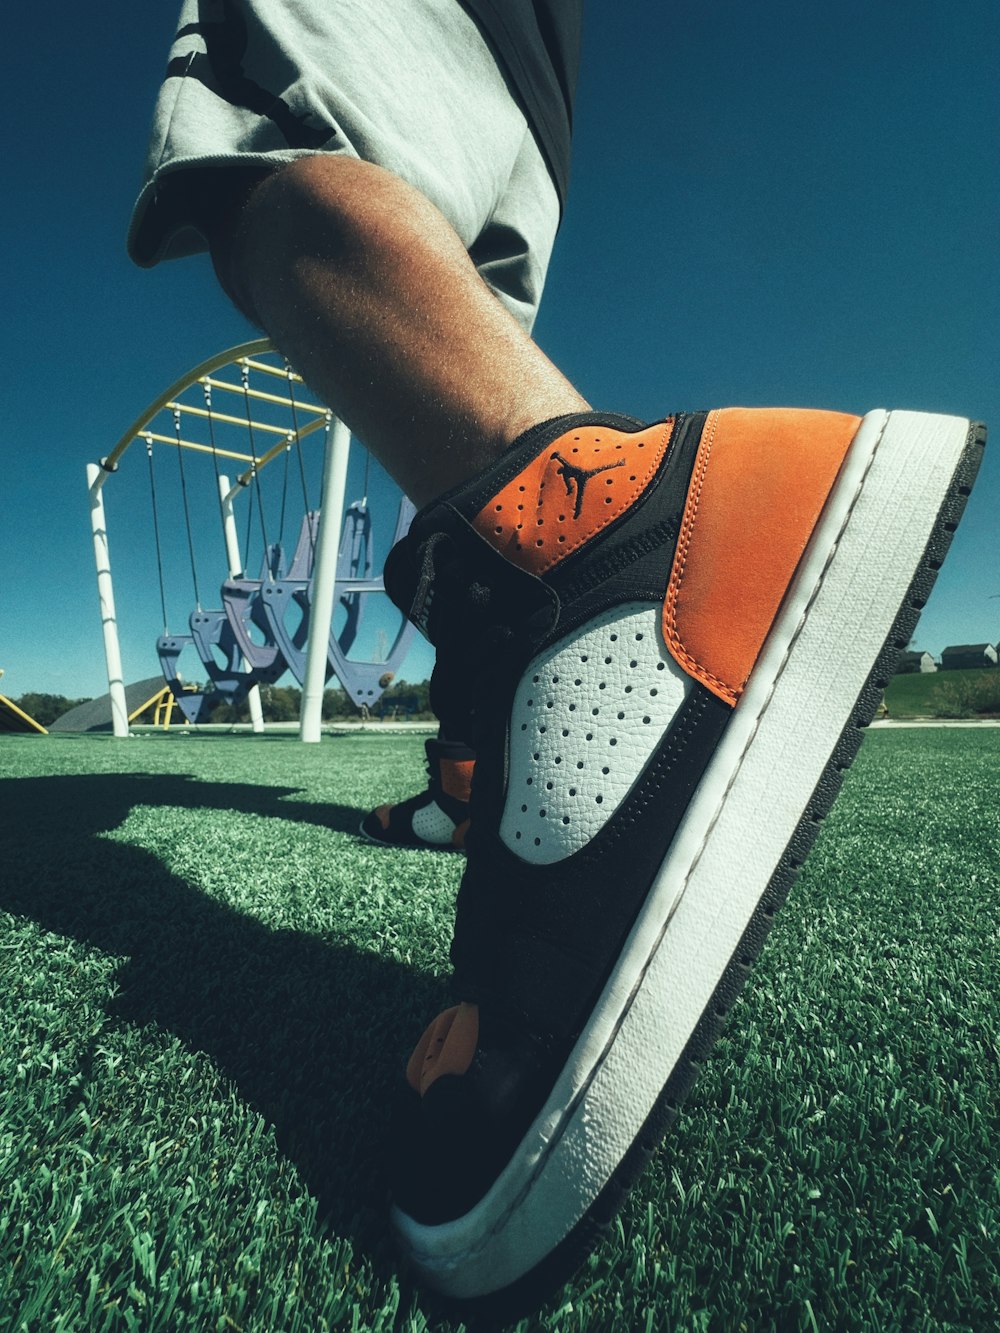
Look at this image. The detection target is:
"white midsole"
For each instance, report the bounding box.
[393,409,971,1298]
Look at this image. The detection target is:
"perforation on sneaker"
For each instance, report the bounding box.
[473,421,674,576]
[501,603,692,863]
[411,800,462,845]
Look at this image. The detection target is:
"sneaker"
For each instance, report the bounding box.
[360,735,475,850]
[382,407,985,1309]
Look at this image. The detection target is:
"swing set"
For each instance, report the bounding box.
[87,339,416,739]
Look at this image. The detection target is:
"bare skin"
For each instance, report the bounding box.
[207,155,590,506]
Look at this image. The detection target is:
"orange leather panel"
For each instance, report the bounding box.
[405,1002,480,1095]
[451,818,470,849]
[664,408,861,705]
[473,420,674,575]
[440,758,475,803]
[373,803,391,831]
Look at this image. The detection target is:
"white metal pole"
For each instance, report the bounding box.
[218,474,265,734]
[87,462,130,738]
[300,415,350,742]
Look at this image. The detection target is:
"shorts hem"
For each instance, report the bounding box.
[127,149,352,267]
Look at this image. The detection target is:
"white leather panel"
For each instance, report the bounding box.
[411,799,459,844]
[501,602,692,864]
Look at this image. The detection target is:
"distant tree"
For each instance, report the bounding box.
[204,685,302,723]
[276,686,305,720]
[13,693,92,726]
[207,697,252,724]
[156,679,435,725]
[374,678,434,720]
[322,687,357,719]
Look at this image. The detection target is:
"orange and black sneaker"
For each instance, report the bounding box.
[381,408,985,1311]
[360,735,474,850]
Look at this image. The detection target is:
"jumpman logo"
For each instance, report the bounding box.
[551,452,626,519]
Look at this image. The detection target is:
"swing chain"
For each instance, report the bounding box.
[173,407,202,611]
[285,363,317,565]
[202,376,233,564]
[144,433,170,636]
[240,360,273,573]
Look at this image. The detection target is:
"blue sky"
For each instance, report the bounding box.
[2,1,998,701]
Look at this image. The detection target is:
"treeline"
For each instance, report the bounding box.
[9,693,92,726]
[9,681,435,727]
[196,677,434,724]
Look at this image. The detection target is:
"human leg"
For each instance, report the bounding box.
[210,155,589,506]
[131,0,578,849]
[129,0,584,506]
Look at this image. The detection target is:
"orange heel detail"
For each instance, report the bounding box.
[405,1002,480,1096]
[663,408,861,704]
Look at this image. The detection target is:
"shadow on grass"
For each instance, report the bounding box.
[0,772,450,1265]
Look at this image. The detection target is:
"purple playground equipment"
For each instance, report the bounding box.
[157,606,288,725]
[87,341,420,738]
[325,496,417,705]
[236,510,322,680]
[333,499,374,654]
[260,498,417,704]
[222,539,303,676]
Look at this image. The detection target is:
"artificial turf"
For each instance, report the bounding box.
[0,729,997,1331]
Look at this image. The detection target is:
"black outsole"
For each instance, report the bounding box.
[423,419,987,1328]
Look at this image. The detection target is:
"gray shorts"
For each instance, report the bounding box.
[127,0,561,332]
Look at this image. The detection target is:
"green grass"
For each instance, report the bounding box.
[1,730,998,1331]
[883,668,1000,719]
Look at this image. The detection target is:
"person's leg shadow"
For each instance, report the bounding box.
[0,771,454,1255]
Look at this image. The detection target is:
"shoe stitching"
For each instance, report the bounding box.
[403,411,889,1272]
[661,411,738,704]
[473,420,675,576]
[544,420,674,567]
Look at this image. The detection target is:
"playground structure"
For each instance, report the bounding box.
[0,671,47,734]
[87,340,416,740]
[49,679,179,734]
